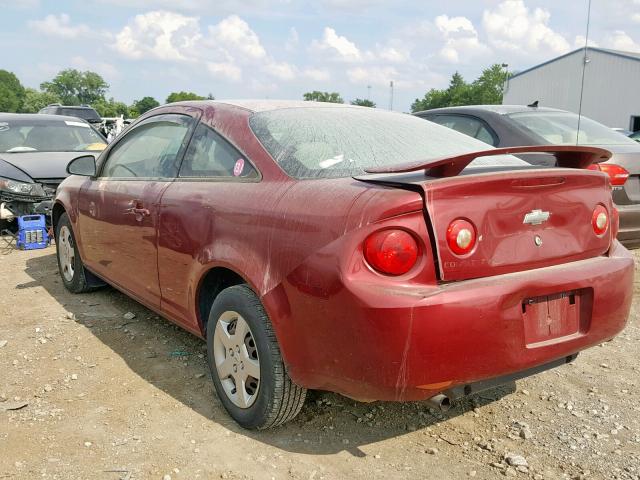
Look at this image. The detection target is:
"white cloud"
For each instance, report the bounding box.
[263,61,297,81]
[347,66,397,87]
[311,27,362,62]
[482,0,570,55]
[29,13,90,39]
[434,15,490,63]
[573,35,599,48]
[207,62,242,82]
[113,11,201,61]
[303,68,331,82]
[378,45,410,63]
[604,30,640,52]
[207,15,266,61]
[285,27,299,52]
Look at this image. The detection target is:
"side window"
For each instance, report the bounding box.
[179,123,258,179]
[101,116,191,178]
[431,115,497,146]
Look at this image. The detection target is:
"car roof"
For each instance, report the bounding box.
[172,99,365,113]
[416,105,568,116]
[0,112,91,123]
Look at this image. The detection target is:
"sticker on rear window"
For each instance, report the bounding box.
[65,121,89,128]
[233,158,245,177]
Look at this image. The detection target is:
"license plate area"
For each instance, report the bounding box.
[522,289,592,347]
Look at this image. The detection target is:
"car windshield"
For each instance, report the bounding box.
[249,107,526,179]
[507,111,638,146]
[0,118,106,153]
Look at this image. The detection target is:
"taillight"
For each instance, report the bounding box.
[446,219,477,255]
[363,229,419,275]
[588,163,629,186]
[592,205,609,236]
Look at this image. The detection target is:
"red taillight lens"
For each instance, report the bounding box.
[592,205,609,236]
[363,229,419,275]
[588,163,629,186]
[446,219,477,255]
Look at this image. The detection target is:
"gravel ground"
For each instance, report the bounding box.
[0,246,639,480]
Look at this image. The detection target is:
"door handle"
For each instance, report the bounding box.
[125,200,151,221]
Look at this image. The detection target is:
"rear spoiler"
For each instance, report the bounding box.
[364,145,612,178]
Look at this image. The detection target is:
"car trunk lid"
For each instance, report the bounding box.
[359,145,615,281]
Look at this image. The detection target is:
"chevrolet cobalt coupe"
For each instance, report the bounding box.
[53,101,633,429]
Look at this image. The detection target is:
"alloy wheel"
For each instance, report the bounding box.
[58,225,75,282]
[213,311,261,408]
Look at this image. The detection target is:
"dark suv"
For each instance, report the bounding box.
[38,104,101,124]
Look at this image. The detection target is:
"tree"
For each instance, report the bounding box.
[351,98,376,107]
[92,97,131,118]
[0,70,26,112]
[166,91,206,103]
[411,65,508,112]
[40,69,109,105]
[470,64,508,105]
[20,88,60,113]
[132,96,160,115]
[303,91,344,103]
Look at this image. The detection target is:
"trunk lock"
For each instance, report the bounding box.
[534,235,543,247]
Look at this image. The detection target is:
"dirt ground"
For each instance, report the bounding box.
[0,245,639,480]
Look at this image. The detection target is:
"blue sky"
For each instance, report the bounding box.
[1,0,639,111]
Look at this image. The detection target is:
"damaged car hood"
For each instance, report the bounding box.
[0,151,86,181]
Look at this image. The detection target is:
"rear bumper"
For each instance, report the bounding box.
[273,241,633,401]
[617,203,640,247]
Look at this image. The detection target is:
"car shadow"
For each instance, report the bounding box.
[22,252,515,457]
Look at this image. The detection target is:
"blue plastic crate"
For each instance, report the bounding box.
[16,214,49,250]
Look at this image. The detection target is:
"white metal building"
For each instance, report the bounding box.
[503,47,640,131]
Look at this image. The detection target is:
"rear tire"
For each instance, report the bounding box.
[55,213,92,293]
[206,284,307,429]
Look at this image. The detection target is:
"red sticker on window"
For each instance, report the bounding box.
[233,158,245,177]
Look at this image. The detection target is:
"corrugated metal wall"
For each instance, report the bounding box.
[503,49,640,129]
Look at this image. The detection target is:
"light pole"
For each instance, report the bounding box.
[500,63,509,103]
[389,81,394,111]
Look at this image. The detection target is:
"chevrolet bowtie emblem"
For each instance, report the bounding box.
[523,209,550,225]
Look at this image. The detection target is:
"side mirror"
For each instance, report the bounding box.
[67,155,96,177]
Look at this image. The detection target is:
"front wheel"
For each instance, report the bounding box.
[206,284,307,429]
[55,213,91,293]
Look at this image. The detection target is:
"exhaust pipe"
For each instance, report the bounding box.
[427,393,451,412]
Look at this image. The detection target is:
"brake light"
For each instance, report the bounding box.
[363,229,419,275]
[587,163,629,186]
[592,205,609,236]
[446,219,477,255]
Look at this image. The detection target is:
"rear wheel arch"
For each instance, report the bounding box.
[196,266,250,335]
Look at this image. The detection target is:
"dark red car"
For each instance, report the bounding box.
[53,100,633,429]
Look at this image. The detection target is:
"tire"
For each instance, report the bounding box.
[55,213,92,293]
[206,284,307,429]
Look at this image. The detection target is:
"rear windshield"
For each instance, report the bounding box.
[508,111,638,146]
[0,119,106,153]
[58,108,101,122]
[249,107,526,179]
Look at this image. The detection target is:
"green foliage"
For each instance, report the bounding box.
[350,98,376,107]
[303,91,344,103]
[20,88,60,113]
[411,64,508,112]
[40,69,109,105]
[166,91,206,103]
[0,70,26,112]
[132,96,160,115]
[92,97,131,118]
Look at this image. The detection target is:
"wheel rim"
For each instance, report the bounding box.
[58,225,75,282]
[213,311,260,409]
